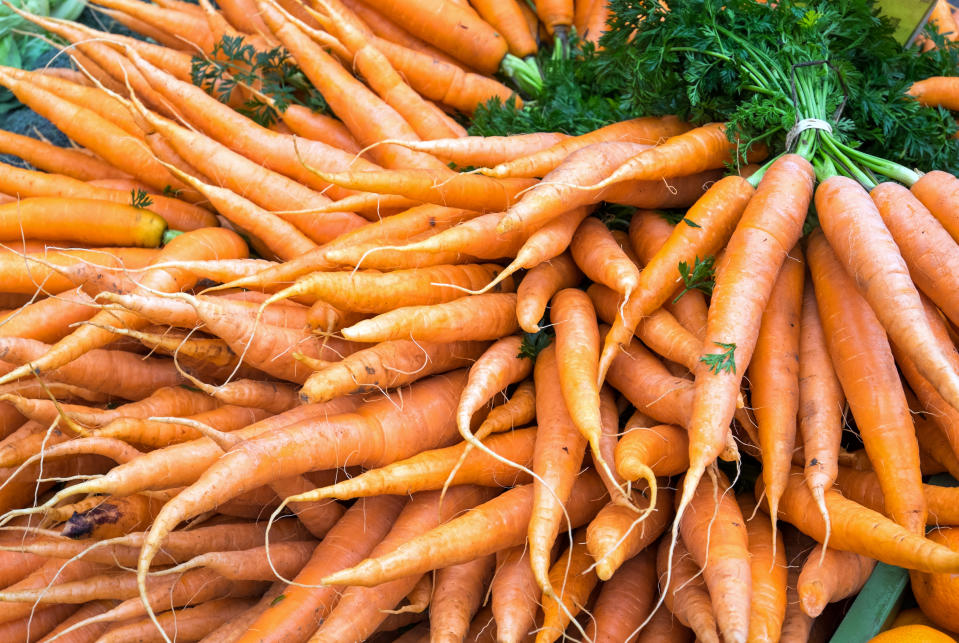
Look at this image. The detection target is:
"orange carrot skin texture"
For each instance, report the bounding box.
[430,554,496,642]
[0,128,128,181]
[528,342,589,594]
[599,174,755,381]
[354,0,507,74]
[0,197,166,247]
[872,182,959,327]
[584,547,657,643]
[586,485,674,580]
[0,604,80,642]
[761,470,959,574]
[606,337,695,428]
[818,175,959,418]
[491,546,540,643]
[911,170,959,244]
[807,229,926,534]
[0,227,248,386]
[39,599,116,643]
[483,116,692,179]
[321,470,607,588]
[798,281,844,512]
[628,209,709,340]
[635,608,695,643]
[309,486,494,642]
[570,216,641,296]
[679,470,752,643]
[657,535,721,643]
[341,293,519,343]
[233,497,401,643]
[457,335,532,433]
[908,76,959,110]
[390,133,567,170]
[683,155,813,531]
[781,563,814,643]
[517,252,583,332]
[537,531,598,643]
[535,0,574,32]
[749,245,804,535]
[615,423,690,480]
[798,544,875,617]
[739,497,788,642]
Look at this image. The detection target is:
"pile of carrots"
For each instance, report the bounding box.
[0,0,958,641]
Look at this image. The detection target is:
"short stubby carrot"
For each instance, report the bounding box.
[817,174,959,416]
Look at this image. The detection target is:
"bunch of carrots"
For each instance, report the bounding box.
[0,0,957,641]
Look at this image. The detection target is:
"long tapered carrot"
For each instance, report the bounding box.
[871,181,959,327]
[797,279,844,540]
[0,129,129,181]
[339,0,461,67]
[749,244,804,550]
[516,253,583,332]
[818,174,959,416]
[481,116,691,179]
[760,469,959,573]
[586,484,673,580]
[570,216,641,297]
[430,554,496,643]
[598,175,755,382]
[537,529,597,643]
[588,122,763,191]
[679,470,752,643]
[320,470,607,588]
[379,133,568,170]
[491,546,540,643]
[584,547,657,643]
[656,535,721,643]
[307,486,494,642]
[807,229,926,534]
[674,156,814,593]
[910,170,959,244]
[96,598,256,643]
[340,293,518,343]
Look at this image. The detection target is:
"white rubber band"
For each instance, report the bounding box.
[785,118,833,150]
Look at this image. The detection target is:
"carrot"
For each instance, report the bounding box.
[605,335,696,427]
[872,182,959,327]
[384,133,569,171]
[908,77,959,111]
[634,606,695,643]
[340,293,518,343]
[91,0,214,50]
[136,371,470,589]
[515,253,582,333]
[679,469,752,643]
[470,0,538,57]
[266,263,508,313]
[615,421,690,482]
[490,546,540,643]
[0,131,127,182]
[305,486,494,642]
[584,546,657,643]
[807,228,926,534]
[586,484,673,580]
[0,197,166,247]
[537,529,598,643]
[835,465,959,527]
[760,469,959,573]
[472,378,537,442]
[430,555,496,643]
[481,116,692,179]
[797,544,875,618]
[818,174,959,415]
[910,170,959,244]
[781,561,814,643]
[348,0,507,74]
[797,279,844,539]
[0,604,80,642]
[320,469,607,588]
[339,0,463,67]
[0,558,105,625]
[38,599,117,643]
[737,496,788,642]
[598,175,755,382]
[581,0,610,44]
[310,0,467,141]
[674,155,813,590]
[656,535,721,643]
[570,216,641,297]
[749,244,804,551]
[589,283,701,372]
[98,291,307,331]
[96,598,255,643]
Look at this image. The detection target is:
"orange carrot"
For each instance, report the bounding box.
[535,0,574,35]
[675,155,814,581]
[490,546,540,643]
[657,535,721,643]
[739,496,788,642]
[798,545,875,617]
[605,335,695,428]
[378,133,568,170]
[0,130,128,182]
[516,252,583,332]
[615,422,690,481]
[910,170,959,244]
[818,174,959,417]
[481,116,691,179]
[586,484,673,580]
[537,529,598,643]
[95,598,255,643]
[585,547,657,643]
[807,228,926,534]
[749,244,804,548]
[430,555,496,642]
[570,216,641,297]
